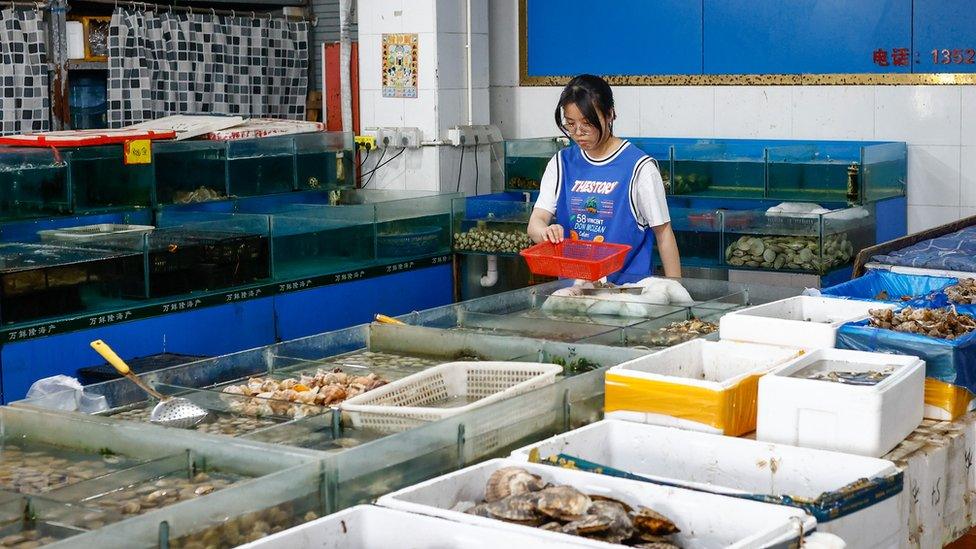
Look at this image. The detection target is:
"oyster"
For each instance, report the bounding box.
[485,492,542,524]
[536,485,592,521]
[485,467,546,502]
[945,278,976,305]
[632,506,680,536]
[868,306,976,339]
[561,513,612,535]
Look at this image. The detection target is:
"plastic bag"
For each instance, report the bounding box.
[836,304,976,396]
[25,375,108,413]
[822,270,956,302]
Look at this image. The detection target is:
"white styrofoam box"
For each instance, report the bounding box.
[38,224,154,244]
[605,339,801,435]
[378,458,816,549]
[894,431,950,549]
[238,505,584,548]
[757,349,924,457]
[341,361,561,433]
[510,420,901,549]
[719,296,894,349]
[941,420,973,544]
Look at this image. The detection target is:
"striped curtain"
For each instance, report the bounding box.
[0,8,49,135]
[107,8,309,127]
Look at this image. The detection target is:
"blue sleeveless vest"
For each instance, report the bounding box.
[553,141,656,284]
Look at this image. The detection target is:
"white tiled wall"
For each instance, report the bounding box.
[487,0,974,233]
[357,0,491,193]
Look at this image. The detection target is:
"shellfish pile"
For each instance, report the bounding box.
[221,368,389,417]
[454,227,533,254]
[507,176,541,191]
[173,186,225,204]
[0,530,58,548]
[804,368,893,386]
[945,279,976,305]
[869,307,976,339]
[725,234,853,273]
[108,407,278,437]
[0,445,131,495]
[462,467,682,548]
[642,318,718,347]
[171,505,320,549]
[89,472,240,520]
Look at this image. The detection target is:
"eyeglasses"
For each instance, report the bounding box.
[562,120,595,136]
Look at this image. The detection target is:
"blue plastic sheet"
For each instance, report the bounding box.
[822,270,956,302]
[837,303,976,394]
[873,226,976,272]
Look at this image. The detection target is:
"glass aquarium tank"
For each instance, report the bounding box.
[452,197,534,256]
[0,147,70,220]
[268,205,377,280]
[150,213,271,297]
[153,140,229,206]
[65,145,153,213]
[666,199,727,268]
[767,141,907,204]
[294,132,355,191]
[722,203,876,275]
[226,135,296,197]
[671,141,766,198]
[323,190,458,261]
[503,137,568,191]
[0,241,145,325]
[862,142,907,203]
[628,138,673,191]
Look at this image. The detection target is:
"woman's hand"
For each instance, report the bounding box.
[528,208,564,244]
[543,224,565,243]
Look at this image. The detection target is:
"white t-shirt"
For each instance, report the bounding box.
[534,141,671,228]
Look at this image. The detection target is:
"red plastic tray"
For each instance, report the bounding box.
[520,240,631,281]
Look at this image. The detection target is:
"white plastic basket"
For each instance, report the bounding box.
[378,458,817,549]
[38,224,154,244]
[340,361,562,434]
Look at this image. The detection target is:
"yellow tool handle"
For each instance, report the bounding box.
[90,339,167,401]
[374,314,405,325]
[90,339,130,375]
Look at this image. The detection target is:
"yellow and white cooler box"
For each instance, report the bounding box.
[719,296,894,349]
[510,420,904,549]
[604,339,801,436]
[757,348,924,457]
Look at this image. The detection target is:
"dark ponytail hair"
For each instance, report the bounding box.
[554,74,615,145]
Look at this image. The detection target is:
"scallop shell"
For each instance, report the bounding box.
[762,249,776,263]
[485,492,541,523]
[484,467,546,503]
[536,485,592,521]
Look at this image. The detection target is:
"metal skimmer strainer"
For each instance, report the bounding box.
[90,340,210,429]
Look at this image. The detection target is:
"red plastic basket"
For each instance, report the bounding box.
[520,240,632,281]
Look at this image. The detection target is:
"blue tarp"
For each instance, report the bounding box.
[837,303,976,394]
[822,270,956,302]
[873,226,976,272]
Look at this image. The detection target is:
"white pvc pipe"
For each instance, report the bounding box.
[338,0,354,133]
[465,0,473,126]
[480,254,498,287]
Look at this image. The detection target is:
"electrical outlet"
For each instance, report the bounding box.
[363,128,386,148]
[446,126,475,146]
[355,135,377,151]
[399,127,422,148]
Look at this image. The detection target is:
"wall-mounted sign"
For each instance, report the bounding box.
[382,33,418,98]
